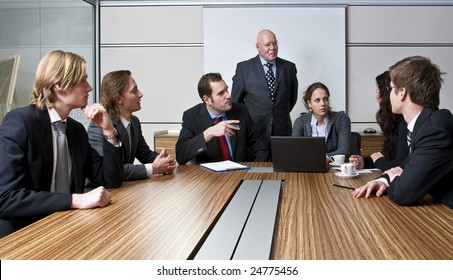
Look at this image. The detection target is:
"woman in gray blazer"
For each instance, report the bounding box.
[292,82,351,157]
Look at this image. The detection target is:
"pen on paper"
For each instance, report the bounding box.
[332,183,356,190]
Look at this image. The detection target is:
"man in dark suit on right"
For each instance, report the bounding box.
[353,56,453,208]
[231,29,298,152]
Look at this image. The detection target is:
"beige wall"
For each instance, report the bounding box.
[100,3,453,148]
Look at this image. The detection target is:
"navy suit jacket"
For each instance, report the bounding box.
[364,117,409,171]
[231,55,298,149]
[175,103,268,164]
[386,108,453,208]
[0,105,123,237]
[88,115,158,181]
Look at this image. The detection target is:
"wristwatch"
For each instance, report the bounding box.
[104,128,117,140]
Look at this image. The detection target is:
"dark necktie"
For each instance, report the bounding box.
[214,117,231,160]
[54,121,70,193]
[265,62,276,102]
[407,130,412,152]
[126,123,132,156]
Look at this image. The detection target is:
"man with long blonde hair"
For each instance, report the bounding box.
[0,50,123,237]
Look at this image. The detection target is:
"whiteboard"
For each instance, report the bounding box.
[204,6,346,124]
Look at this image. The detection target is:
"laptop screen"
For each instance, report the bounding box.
[271,136,327,172]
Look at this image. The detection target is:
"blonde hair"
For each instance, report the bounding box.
[30,50,87,110]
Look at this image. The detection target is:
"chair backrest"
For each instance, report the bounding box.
[350,132,362,156]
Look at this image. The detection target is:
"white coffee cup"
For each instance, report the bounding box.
[340,163,355,175]
[329,155,345,165]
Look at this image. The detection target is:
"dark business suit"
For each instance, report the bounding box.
[364,117,409,171]
[231,55,298,150]
[385,108,453,208]
[0,105,123,237]
[176,103,268,165]
[88,115,158,181]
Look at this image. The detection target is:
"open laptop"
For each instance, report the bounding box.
[271,136,328,172]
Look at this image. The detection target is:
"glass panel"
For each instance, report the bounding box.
[0,0,95,125]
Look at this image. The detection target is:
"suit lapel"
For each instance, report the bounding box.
[130,117,139,161]
[253,55,270,90]
[66,117,81,192]
[412,108,435,147]
[114,119,133,163]
[274,58,284,91]
[35,107,53,185]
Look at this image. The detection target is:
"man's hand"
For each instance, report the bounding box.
[71,186,112,209]
[370,152,384,162]
[352,180,388,198]
[349,155,364,169]
[82,103,117,144]
[152,149,176,175]
[203,120,240,142]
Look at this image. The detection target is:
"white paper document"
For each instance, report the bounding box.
[200,160,250,172]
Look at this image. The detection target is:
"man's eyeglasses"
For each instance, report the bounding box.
[258,41,279,48]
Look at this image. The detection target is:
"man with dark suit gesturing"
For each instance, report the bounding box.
[176,73,268,165]
[353,56,453,208]
[231,29,298,152]
[88,70,176,182]
[0,50,123,238]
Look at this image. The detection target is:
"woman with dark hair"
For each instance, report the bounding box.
[292,82,351,157]
[349,71,409,170]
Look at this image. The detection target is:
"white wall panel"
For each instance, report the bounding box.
[348,47,453,123]
[100,46,203,123]
[204,6,346,124]
[348,6,453,43]
[101,6,203,44]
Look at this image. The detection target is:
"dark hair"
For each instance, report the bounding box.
[100,70,132,121]
[389,55,444,109]
[375,71,401,159]
[197,72,223,100]
[302,82,332,113]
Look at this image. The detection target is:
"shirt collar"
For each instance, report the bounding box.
[206,107,226,120]
[310,114,329,127]
[48,107,65,123]
[259,56,275,66]
[407,111,421,133]
[120,116,130,128]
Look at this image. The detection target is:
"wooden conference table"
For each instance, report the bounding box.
[1,162,452,260]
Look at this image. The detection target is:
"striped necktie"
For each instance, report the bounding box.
[407,130,412,153]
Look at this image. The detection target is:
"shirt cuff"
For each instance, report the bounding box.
[145,163,153,177]
[373,177,389,187]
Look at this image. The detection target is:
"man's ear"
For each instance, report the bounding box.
[399,87,408,101]
[54,84,62,92]
[115,95,123,105]
[202,95,211,105]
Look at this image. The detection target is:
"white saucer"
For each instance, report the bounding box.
[329,162,343,167]
[335,172,359,178]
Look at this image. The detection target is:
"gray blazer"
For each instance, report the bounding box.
[88,115,158,181]
[292,111,351,157]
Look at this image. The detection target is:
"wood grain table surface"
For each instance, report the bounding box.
[1,162,452,260]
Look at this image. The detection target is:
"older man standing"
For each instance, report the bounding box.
[231,29,298,153]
